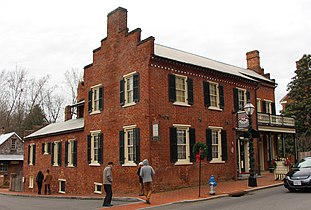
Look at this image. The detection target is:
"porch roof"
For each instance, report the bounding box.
[0,155,23,161]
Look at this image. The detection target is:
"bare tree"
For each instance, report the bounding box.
[42,87,64,123]
[64,68,83,104]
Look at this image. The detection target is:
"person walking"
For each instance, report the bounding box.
[140,159,155,204]
[103,162,113,207]
[35,171,44,194]
[43,169,52,195]
[137,162,144,196]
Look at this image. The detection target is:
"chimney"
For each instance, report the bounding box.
[64,105,72,121]
[246,50,264,75]
[107,7,128,37]
[0,127,5,135]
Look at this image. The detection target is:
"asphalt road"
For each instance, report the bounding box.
[0,195,138,210]
[147,186,311,210]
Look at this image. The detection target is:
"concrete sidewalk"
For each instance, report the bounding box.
[0,172,283,210]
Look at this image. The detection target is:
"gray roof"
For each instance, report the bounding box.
[0,154,23,161]
[154,44,273,83]
[25,118,84,139]
[0,132,23,145]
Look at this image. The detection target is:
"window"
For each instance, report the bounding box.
[168,74,193,106]
[28,144,36,165]
[11,138,16,150]
[206,128,228,162]
[87,132,103,165]
[94,182,102,194]
[120,72,140,107]
[51,141,62,166]
[233,88,249,112]
[0,162,8,172]
[88,85,103,113]
[119,126,140,166]
[58,179,66,193]
[42,142,51,155]
[29,176,34,188]
[65,139,77,167]
[203,81,224,109]
[256,98,261,112]
[170,125,195,164]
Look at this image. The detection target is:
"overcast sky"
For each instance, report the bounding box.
[1,0,310,112]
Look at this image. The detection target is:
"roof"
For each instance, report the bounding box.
[0,132,23,145]
[0,154,23,161]
[154,44,273,83]
[25,118,84,139]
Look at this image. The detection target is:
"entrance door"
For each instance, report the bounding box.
[237,137,249,173]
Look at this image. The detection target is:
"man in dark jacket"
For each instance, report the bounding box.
[36,171,44,194]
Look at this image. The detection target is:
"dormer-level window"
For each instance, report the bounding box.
[203,81,224,110]
[233,88,250,112]
[120,72,140,107]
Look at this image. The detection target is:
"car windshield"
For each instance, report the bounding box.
[293,158,311,168]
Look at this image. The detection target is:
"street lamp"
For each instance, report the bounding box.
[244,100,257,187]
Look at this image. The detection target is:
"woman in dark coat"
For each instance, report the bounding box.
[36,171,44,194]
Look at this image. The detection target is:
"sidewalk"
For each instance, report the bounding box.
[0,172,283,210]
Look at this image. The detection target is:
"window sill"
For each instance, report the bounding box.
[208,107,223,111]
[174,161,193,166]
[173,102,191,107]
[66,165,75,168]
[89,163,101,167]
[90,110,101,115]
[122,162,137,167]
[209,160,225,164]
[58,191,66,194]
[53,164,59,167]
[122,102,136,108]
[94,191,102,194]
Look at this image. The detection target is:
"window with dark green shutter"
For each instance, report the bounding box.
[206,129,212,161]
[32,144,36,165]
[189,128,196,162]
[98,133,103,164]
[28,145,31,165]
[73,141,77,167]
[99,86,103,111]
[65,141,68,166]
[87,135,91,164]
[221,130,228,161]
[88,90,92,113]
[233,88,239,112]
[170,127,177,163]
[119,131,124,164]
[219,85,224,109]
[187,78,194,105]
[133,128,140,164]
[168,74,176,102]
[51,142,55,166]
[133,73,140,103]
[121,73,140,106]
[271,102,276,115]
[203,81,210,107]
[120,79,125,106]
[58,142,62,166]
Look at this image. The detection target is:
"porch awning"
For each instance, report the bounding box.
[258,126,296,134]
[0,155,23,161]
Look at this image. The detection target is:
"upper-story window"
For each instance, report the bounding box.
[262,100,276,115]
[28,143,36,166]
[233,88,250,112]
[256,98,261,112]
[87,131,103,166]
[11,138,16,150]
[42,142,51,155]
[65,139,77,167]
[51,141,62,167]
[119,126,140,166]
[88,85,103,114]
[170,125,195,165]
[206,127,228,163]
[203,81,224,110]
[120,72,140,107]
[168,74,193,106]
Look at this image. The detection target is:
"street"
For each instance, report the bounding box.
[0,195,138,210]
[147,186,311,210]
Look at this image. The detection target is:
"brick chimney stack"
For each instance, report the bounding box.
[246,50,264,75]
[64,105,72,121]
[107,7,128,37]
[0,127,5,135]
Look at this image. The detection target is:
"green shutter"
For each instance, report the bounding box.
[120,79,125,106]
[262,101,266,113]
[51,143,54,166]
[233,88,239,112]
[246,91,251,102]
[221,130,228,161]
[73,140,77,167]
[168,74,176,102]
[88,90,92,113]
[189,128,196,162]
[99,86,104,111]
[32,145,36,165]
[42,143,45,154]
[119,131,125,164]
[206,129,212,161]
[203,81,210,107]
[65,141,68,167]
[47,142,51,154]
[28,145,30,165]
[187,78,194,105]
[272,102,276,115]
[219,85,224,109]
[58,142,62,166]
[134,128,140,164]
[133,73,140,102]
[170,127,177,163]
[98,133,103,164]
[87,135,91,164]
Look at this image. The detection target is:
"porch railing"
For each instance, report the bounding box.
[257,113,295,127]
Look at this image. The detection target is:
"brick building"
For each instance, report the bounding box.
[0,129,24,187]
[23,7,295,195]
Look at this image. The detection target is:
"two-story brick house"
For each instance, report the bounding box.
[0,129,24,187]
[23,7,295,195]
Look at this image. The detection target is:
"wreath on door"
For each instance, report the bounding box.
[193,142,208,160]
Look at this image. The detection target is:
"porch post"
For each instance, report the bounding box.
[281,133,285,158]
[268,132,272,162]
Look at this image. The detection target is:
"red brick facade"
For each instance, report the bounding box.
[23,7,292,195]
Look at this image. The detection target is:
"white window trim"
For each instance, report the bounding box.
[256,98,262,113]
[173,124,191,165]
[208,81,220,109]
[122,71,137,107]
[94,182,103,194]
[89,131,101,165]
[58,179,66,194]
[90,84,102,114]
[122,125,137,167]
[237,88,247,111]
[208,126,223,162]
[29,143,35,166]
[53,141,61,167]
[263,99,272,114]
[173,74,189,106]
[43,143,49,155]
[67,139,75,167]
[28,176,34,188]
